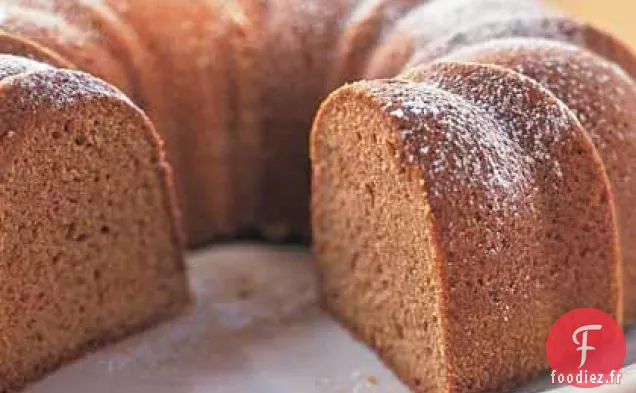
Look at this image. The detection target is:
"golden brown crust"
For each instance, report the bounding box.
[46,0,165,116]
[408,61,621,391]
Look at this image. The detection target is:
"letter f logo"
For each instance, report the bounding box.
[572,324,602,368]
[546,309,625,388]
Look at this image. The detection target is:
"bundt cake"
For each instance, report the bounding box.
[0,54,187,391]
[0,0,635,391]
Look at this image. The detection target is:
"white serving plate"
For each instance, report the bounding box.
[24,244,636,393]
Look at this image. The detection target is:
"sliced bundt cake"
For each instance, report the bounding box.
[0,54,187,391]
[311,61,621,393]
[0,0,633,392]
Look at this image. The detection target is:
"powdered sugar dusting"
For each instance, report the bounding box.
[396,61,616,288]
[6,0,101,37]
[347,0,424,39]
[367,78,530,212]
[6,68,131,111]
[438,37,636,283]
[413,62,576,184]
[356,76,539,306]
[0,54,52,81]
[440,37,636,155]
[213,0,248,26]
[363,0,559,79]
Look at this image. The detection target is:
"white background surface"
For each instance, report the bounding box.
[22,244,636,393]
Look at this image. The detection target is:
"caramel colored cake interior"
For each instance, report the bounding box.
[0,58,187,391]
[312,92,448,391]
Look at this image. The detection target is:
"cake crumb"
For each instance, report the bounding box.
[364,375,378,385]
[235,275,256,300]
[236,286,254,300]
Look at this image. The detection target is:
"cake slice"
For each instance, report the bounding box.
[0,55,188,391]
[311,61,621,392]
